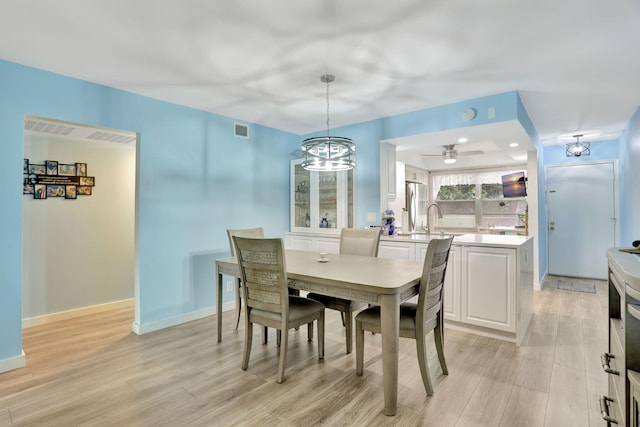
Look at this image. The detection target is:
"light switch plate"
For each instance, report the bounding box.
[367,212,377,222]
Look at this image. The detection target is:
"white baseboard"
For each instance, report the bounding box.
[132,301,235,335]
[0,350,26,374]
[23,299,134,329]
[535,272,548,291]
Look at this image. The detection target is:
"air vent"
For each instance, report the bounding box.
[234,123,249,139]
[24,116,136,146]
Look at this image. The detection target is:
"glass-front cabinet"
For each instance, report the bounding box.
[291,159,354,233]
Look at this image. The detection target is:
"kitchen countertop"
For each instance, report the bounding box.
[381,232,531,248]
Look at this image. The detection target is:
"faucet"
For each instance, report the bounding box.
[425,203,443,234]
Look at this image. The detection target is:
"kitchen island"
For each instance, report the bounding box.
[285,231,534,345]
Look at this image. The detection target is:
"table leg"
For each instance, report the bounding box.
[380,293,400,416]
[217,271,223,342]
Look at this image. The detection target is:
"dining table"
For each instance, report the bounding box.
[215,249,425,416]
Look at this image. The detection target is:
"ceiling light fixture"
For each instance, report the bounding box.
[443,146,457,164]
[301,74,355,171]
[458,137,468,143]
[566,134,590,157]
[509,142,519,147]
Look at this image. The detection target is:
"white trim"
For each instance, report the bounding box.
[132,301,235,335]
[0,350,26,374]
[22,299,134,329]
[535,272,548,291]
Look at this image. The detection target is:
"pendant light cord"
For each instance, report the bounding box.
[326,77,331,138]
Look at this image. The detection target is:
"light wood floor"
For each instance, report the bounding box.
[0,275,607,426]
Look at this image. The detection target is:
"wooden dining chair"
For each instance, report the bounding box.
[307,227,381,354]
[355,236,454,395]
[233,236,325,383]
[227,227,264,329]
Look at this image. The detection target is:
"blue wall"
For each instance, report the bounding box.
[0,60,297,362]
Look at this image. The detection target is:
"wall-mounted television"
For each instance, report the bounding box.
[502,171,527,198]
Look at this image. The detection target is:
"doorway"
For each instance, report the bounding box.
[546,161,617,280]
[22,115,137,325]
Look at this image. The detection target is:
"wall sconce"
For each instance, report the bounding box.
[566,134,590,157]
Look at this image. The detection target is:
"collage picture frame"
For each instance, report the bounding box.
[23,158,95,200]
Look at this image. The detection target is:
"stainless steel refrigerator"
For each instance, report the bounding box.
[405,180,428,233]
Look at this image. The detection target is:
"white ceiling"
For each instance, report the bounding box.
[3,1,639,168]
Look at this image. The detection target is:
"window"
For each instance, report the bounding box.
[431,167,528,232]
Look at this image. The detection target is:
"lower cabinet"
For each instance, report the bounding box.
[285,233,340,253]
[460,246,516,333]
[416,244,461,322]
[378,240,415,260]
[630,370,640,427]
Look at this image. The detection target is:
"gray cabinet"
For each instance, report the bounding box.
[605,249,640,426]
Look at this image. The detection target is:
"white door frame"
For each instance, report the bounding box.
[544,160,619,278]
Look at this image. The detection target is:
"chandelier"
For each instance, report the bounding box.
[301,74,355,171]
[566,134,591,157]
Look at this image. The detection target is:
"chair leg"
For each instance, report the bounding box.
[234,278,242,330]
[307,321,314,342]
[355,319,364,375]
[277,329,281,347]
[276,329,288,383]
[415,333,434,396]
[434,320,448,375]
[340,311,346,327]
[345,306,353,354]
[242,321,253,370]
[318,312,325,359]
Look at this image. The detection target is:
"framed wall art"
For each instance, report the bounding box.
[76,163,87,176]
[47,185,65,197]
[29,164,46,175]
[65,185,77,199]
[58,164,77,176]
[34,184,47,199]
[79,176,95,186]
[77,186,92,195]
[46,160,58,175]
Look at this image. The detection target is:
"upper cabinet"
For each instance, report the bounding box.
[380,142,396,199]
[290,159,354,234]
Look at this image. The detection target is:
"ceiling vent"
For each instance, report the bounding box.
[234,122,249,139]
[24,116,136,146]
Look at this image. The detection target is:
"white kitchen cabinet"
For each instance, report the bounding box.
[460,246,516,333]
[316,237,340,254]
[416,243,461,321]
[380,142,396,200]
[286,233,316,251]
[290,159,353,234]
[378,240,415,260]
[285,232,533,345]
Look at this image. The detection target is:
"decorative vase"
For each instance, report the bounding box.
[388,222,395,236]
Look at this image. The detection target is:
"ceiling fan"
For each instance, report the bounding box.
[421,144,484,164]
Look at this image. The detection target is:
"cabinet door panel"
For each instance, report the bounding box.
[290,160,352,233]
[442,246,460,321]
[462,247,516,331]
[378,241,414,260]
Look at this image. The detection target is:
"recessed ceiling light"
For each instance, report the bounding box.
[458,137,468,143]
[509,142,519,147]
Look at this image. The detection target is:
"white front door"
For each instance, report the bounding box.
[546,162,616,279]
